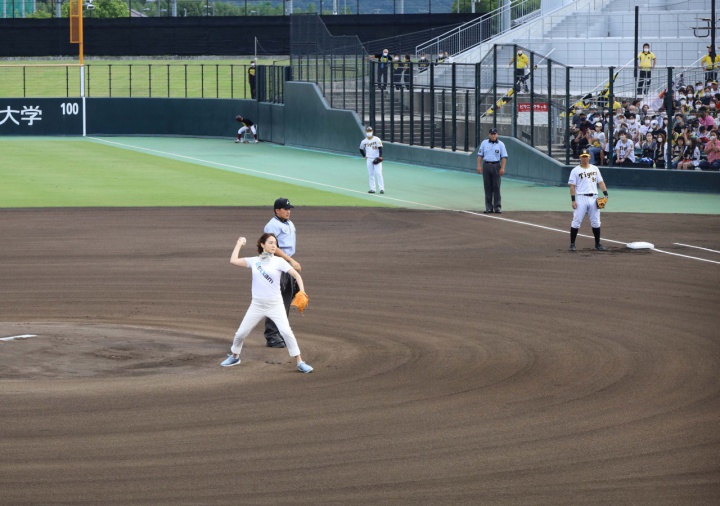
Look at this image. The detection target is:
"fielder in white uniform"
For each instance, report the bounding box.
[220,233,313,373]
[359,126,385,194]
[568,149,609,252]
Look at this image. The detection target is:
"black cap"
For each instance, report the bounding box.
[489,128,498,134]
[274,198,294,210]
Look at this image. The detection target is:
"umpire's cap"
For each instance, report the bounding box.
[489,128,498,134]
[274,198,295,210]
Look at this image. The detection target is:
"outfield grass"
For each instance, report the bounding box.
[0,138,380,208]
[0,58,290,99]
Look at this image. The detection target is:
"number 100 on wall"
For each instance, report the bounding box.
[61,102,80,115]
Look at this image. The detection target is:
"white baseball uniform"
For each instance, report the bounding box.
[359,135,385,192]
[230,255,300,358]
[568,163,604,229]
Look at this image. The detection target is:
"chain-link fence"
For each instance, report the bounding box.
[290,13,370,114]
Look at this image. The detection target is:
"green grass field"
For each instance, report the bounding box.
[0,138,381,208]
[0,58,290,99]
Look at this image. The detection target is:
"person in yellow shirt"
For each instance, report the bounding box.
[509,48,530,93]
[637,43,656,96]
[701,46,719,84]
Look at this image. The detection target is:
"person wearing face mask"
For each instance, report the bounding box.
[639,115,653,138]
[248,60,257,99]
[637,44,656,96]
[700,130,720,171]
[701,46,720,84]
[418,53,430,73]
[359,126,386,194]
[372,49,391,90]
[626,113,640,144]
[436,51,446,64]
[614,130,635,166]
[509,48,530,93]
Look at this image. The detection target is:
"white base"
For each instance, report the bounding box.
[627,242,655,250]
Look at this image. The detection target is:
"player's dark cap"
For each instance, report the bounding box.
[274,198,295,210]
[489,128,498,134]
[580,149,591,158]
[365,125,373,132]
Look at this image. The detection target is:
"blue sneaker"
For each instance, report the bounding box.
[297,361,314,374]
[220,354,241,367]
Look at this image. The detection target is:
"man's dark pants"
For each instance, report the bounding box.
[378,66,388,88]
[264,271,299,346]
[483,161,502,213]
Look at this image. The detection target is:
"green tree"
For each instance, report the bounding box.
[61,0,130,18]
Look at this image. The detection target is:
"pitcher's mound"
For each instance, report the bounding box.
[0,322,221,380]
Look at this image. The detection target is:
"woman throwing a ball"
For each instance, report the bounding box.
[220,233,313,373]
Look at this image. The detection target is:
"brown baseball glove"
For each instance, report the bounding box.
[596,197,608,209]
[291,291,309,314]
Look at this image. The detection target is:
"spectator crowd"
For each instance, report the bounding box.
[569,78,720,171]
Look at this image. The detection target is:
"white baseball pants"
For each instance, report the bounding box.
[231,298,300,357]
[366,158,384,192]
[238,125,257,136]
[571,194,601,229]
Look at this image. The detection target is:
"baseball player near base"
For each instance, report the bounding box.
[359,126,385,194]
[235,115,258,143]
[568,149,609,252]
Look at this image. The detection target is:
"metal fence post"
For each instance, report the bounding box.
[529,51,534,147]
[430,62,435,149]
[666,67,674,169]
[451,63,457,151]
[547,59,552,158]
[492,45,498,131]
[608,66,614,168]
[565,66,571,165]
[475,62,481,149]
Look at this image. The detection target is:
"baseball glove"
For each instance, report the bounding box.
[372,156,383,165]
[596,197,608,209]
[235,115,242,122]
[291,291,309,314]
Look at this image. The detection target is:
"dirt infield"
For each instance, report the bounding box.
[1,207,719,505]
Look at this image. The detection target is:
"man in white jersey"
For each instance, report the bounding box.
[568,149,609,252]
[359,126,385,194]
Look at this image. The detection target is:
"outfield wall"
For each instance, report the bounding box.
[1,94,717,193]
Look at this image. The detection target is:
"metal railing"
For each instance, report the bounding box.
[415,0,575,59]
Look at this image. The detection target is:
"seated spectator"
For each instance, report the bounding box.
[697,107,715,130]
[677,139,702,170]
[571,119,593,158]
[671,136,688,169]
[626,113,641,144]
[700,130,720,170]
[614,130,635,166]
[639,115,653,138]
[638,132,657,167]
[698,125,710,145]
[588,122,606,165]
[655,131,668,169]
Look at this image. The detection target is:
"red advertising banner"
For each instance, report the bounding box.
[517,103,549,112]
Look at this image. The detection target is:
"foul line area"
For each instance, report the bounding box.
[90,137,720,267]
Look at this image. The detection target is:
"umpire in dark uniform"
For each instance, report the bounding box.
[476,128,508,214]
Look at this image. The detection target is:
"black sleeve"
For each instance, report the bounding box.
[360,149,365,156]
[378,147,383,157]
